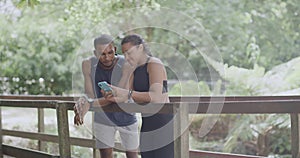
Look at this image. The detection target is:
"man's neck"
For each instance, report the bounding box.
[99,57,118,70]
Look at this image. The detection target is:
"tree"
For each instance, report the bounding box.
[1,0,299,95]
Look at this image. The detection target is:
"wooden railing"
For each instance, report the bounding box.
[0,95,300,158]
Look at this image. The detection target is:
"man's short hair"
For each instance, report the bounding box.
[94,34,114,48]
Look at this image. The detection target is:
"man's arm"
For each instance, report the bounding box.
[82,59,95,98]
[74,58,112,125]
[74,58,95,125]
[82,59,111,107]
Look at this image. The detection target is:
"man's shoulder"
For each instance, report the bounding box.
[82,56,97,69]
[116,55,125,65]
[116,54,125,60]
[83,56,97,64]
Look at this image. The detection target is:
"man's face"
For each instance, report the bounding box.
[94,43,116,67]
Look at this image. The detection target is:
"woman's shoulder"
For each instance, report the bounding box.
[147,57,165,73]
[149,56,163,65]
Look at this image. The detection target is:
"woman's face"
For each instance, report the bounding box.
[121,42,142,66]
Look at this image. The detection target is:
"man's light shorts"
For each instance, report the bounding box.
[94,122,139,150]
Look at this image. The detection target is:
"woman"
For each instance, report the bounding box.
[105,34,174,158]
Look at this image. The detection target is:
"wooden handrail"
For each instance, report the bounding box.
[1,94,300,102]
[2,98,300,114]
[0,96,299,158]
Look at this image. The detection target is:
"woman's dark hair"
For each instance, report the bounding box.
[121,34,152,56]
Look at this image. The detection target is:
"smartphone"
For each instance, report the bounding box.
[98,81,113,93]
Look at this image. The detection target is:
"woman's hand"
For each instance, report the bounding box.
[122,61,136,74]
[104,85,129,103]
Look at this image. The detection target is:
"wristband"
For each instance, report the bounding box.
[83,94,94,108]
[88,99,94,108]
[128,89,133,103]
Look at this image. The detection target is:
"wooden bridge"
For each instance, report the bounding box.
[0,95,300,158]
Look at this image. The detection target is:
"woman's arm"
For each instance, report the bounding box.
[106,57,169,104]
[131,57,169,103]
[118,61,135,89]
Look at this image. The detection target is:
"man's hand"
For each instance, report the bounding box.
[74,96,90,126]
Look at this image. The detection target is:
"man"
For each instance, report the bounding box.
[74,34,138,158]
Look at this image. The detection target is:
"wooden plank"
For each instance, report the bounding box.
[291,114,300,158]
[170,96,300,102]
[38,108,46,151]
[2,144,59,158]
[2,99,300,114]
[2,129,96,148]
[91,113,100,158]
[187,100,300,114]
[56,103,71,158]
[99,100,300,114]
[2,129,59,143]
[2,129,124,149]
[174,102,189,158]
[0,99,58,109]
[0,95,77,101]
[189,150,266,158]
[2,95,300,102]
[2,98,300,114]
[0,107,3,158]
[70,137,96,148]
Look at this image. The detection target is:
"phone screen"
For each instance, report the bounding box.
[98,81,113,92]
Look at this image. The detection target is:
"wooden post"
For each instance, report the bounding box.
[56,103,71,158]
[291,113,300,158]
[0,107,3,158]
[38,108,46,152]
[174,103,189,158]
[92,112,100,158]
[93,149,99,158]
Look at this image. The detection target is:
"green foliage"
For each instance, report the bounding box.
[189,0,300,70]
[17,0,40,8]
[175,56,299,155]
[1,0,299,95]
[1,1,82,94]
[169,80,211,96]
[1,0,165,95]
